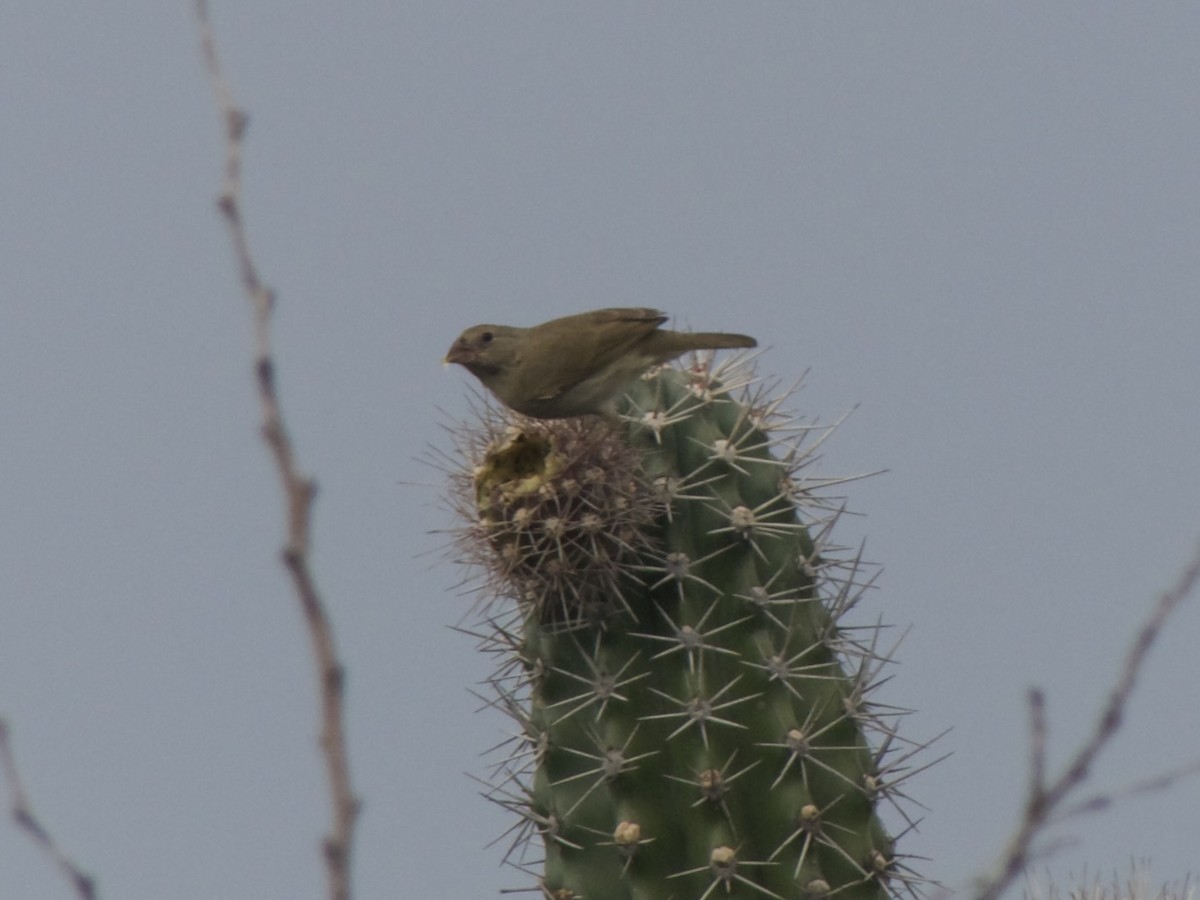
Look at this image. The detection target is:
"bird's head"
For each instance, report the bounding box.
[444,324,520,379]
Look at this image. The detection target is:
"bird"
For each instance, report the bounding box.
[444,306,757,419]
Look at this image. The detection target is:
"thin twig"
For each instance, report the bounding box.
[193,4,359,899]
[973,539,1200,900]
[0,719,97,900]
[1056,757,1200,822]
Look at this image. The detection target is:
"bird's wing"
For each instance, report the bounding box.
[526,308,666,400]
[583,307,667,326]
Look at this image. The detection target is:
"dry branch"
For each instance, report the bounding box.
[194,4,359,899]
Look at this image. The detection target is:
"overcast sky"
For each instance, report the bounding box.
[3,4,1199,898]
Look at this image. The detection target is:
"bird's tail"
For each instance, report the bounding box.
[685,331,757,350]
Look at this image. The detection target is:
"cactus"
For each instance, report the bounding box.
[448,356,928,900]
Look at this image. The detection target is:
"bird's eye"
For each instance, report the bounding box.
[480,331,494,343]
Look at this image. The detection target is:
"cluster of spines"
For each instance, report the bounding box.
[447,355,936,900]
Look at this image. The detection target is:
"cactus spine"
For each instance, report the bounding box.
[450,357,925,899]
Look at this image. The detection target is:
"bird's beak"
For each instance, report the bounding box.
[444,339,472,367]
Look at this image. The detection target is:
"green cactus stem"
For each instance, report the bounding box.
[447,356,930,900]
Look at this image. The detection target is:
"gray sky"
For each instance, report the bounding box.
[3,4,1199,898]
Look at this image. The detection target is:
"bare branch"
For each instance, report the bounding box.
[193,4,359,899]
[973,539,1200,900]
[0,719,97,900]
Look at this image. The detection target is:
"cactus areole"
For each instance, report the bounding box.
[450,358,925,899]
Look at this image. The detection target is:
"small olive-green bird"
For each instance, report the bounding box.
[445,307,757,419]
